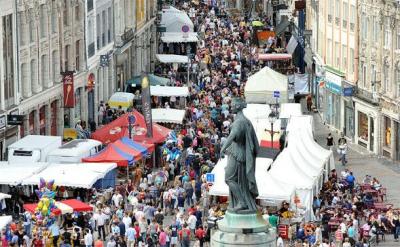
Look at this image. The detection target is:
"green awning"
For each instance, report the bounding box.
[127,74,170,86]
[252,21,264,27]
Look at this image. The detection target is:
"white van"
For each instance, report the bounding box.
[46,139,103,163]
[8,135,62,163]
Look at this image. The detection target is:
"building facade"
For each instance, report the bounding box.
[306,0,359,145]
[357,0,400,158]
[0,0,19,159]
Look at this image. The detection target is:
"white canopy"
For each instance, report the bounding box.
[22,163,117,189]
[152,108,186,124]
[150,85,189,97]
[0,162,49,186]
[0,216,12,230]
[209,157,295,204]
[243,104,271,120]
[161,32,199,43]
[244,66,288,104]
[161,6,194,33]
[156,54,190,64]
[280,103,302,119]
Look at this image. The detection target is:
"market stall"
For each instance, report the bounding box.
[91,111,171,144]
[280,103,303,129]
[150,85,189,97]
[23,199,93,215]
[0,162,49,186]
[82,144,138,167]
[152,108,186,124]
[209,157,295,205]
[244,66,288,104]
[108,92,135,110]
[21,163,117,189]
[156,54,190,64]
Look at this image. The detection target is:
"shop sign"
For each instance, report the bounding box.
[62,71,75,108]
[343,87,354,96]
[7,115,23,125]
[206,173,215,183]
[325,71,342,94]
[0,115,5,129]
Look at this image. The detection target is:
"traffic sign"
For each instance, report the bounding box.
[273,91,280,98]
[182,25,190,33]
[206,173,215,183]
[128,115,136,124]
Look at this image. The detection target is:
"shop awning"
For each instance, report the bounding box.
[91,111,171,144]
[0,162,49,186]
[252,20,264,27]
[22,163,117,188]
[257,53,292,61]
[152,108,186,124]
[82,144,136,167]
[156,54,190,64]
[120,136,155,153]
[161,6,194,33]
[127,73,170,86]
[161,32,199,43]
[23,199,93,215]
[150,85,189,97]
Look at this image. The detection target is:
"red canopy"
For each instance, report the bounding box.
[113,140,144,161]
[23,199,92,215]
[82,143,131,167]
[91,111,171,144]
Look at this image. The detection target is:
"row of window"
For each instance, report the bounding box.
[327,0,356,31]
[360,63,400,97]
[361,15,400,49]
[326,39,355,74]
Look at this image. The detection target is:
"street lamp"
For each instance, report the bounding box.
[268,111,278,148]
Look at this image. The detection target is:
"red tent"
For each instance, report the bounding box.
[113,140,144,161]
[91,111,171,144]
[82,143,133,167]
[23,199,92,215]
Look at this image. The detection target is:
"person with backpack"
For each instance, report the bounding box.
[179,224,191,247]
[195,226,206,247]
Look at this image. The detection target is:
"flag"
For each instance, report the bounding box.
[141,75,153,138]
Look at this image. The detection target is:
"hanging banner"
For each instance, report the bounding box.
[141,75,153,138]
[62,72,75,108]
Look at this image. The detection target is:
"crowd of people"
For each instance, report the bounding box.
[1,1,399,247]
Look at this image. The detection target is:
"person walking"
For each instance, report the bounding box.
[326,133,334,151]
[392,213,400,242]
[338,133,348,165]
[125,223,137,247]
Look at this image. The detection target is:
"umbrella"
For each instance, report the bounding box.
[252,21,264,27]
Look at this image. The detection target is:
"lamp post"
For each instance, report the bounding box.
[268,111,277,148]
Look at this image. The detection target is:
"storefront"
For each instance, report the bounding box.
[39,106,46,135]
[323,69,344,131]
[380,106,400,160]
[342,81,355,139]
[382,115,392,158]
[354,98,380,154]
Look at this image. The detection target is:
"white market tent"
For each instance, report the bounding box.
[161,32,199,43]
[22,163,117,189]
[280,103,302,119]
[160,7,198,43]
[150,85,189,97]
[0,216,12,230]
[0,193,11,201]
[243,104,271,120]
[156,54,190,64]
[152,108,186,124]
[268,149,319,221]
[161,6,194,33]
[244,66,288,104]
[0,162,49,186]
[209,157,295,205]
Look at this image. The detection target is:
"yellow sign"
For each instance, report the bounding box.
[63,128,77,141]
[141,76,149,88]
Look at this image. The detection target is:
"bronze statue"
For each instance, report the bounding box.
[221,97,259,213]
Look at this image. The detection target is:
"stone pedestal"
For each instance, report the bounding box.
[211,211,276,247]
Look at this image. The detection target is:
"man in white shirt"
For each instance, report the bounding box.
[112,191,123,208]
[188,213,197,235]
[84,229,93,247]
[94,211,106,241]
[122,212,132,230]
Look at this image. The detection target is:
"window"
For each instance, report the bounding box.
[65,45,70,71]
[75,4,80,21]
[31,59,37,91]
[335,0,340,26]
[335,42,340,67]
[136,0,145,25]
[397,26,400,50]
[361,16,368,40]
[350,4,356,31]
[52,50,59,82]
[40,55,48,88]
[384,17,391,49]
[383,66,390,93]
[358,111,369,142]
[342,2,348,29]
[396,69,400,97]
[75,40,80,71]
[327,39,332,64]
[349,48,354,74]
[87,0,94,12]
[88,18,95,57]
[108,7,112,43]
[361,62,367,88]
[21,63,28,97]
[29,14,35,43]
[39,5,47,38]
[2,14,15,106]
[384,116,391,147]
[51,6,57,33]
[328,0,334,23]
[18,13,26,46]
[342,45,347,72]
[96,14,100,49]
[372,17,380,43]
[371,64,376,91]
[63,0,69,26]
[102,11,106,46]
